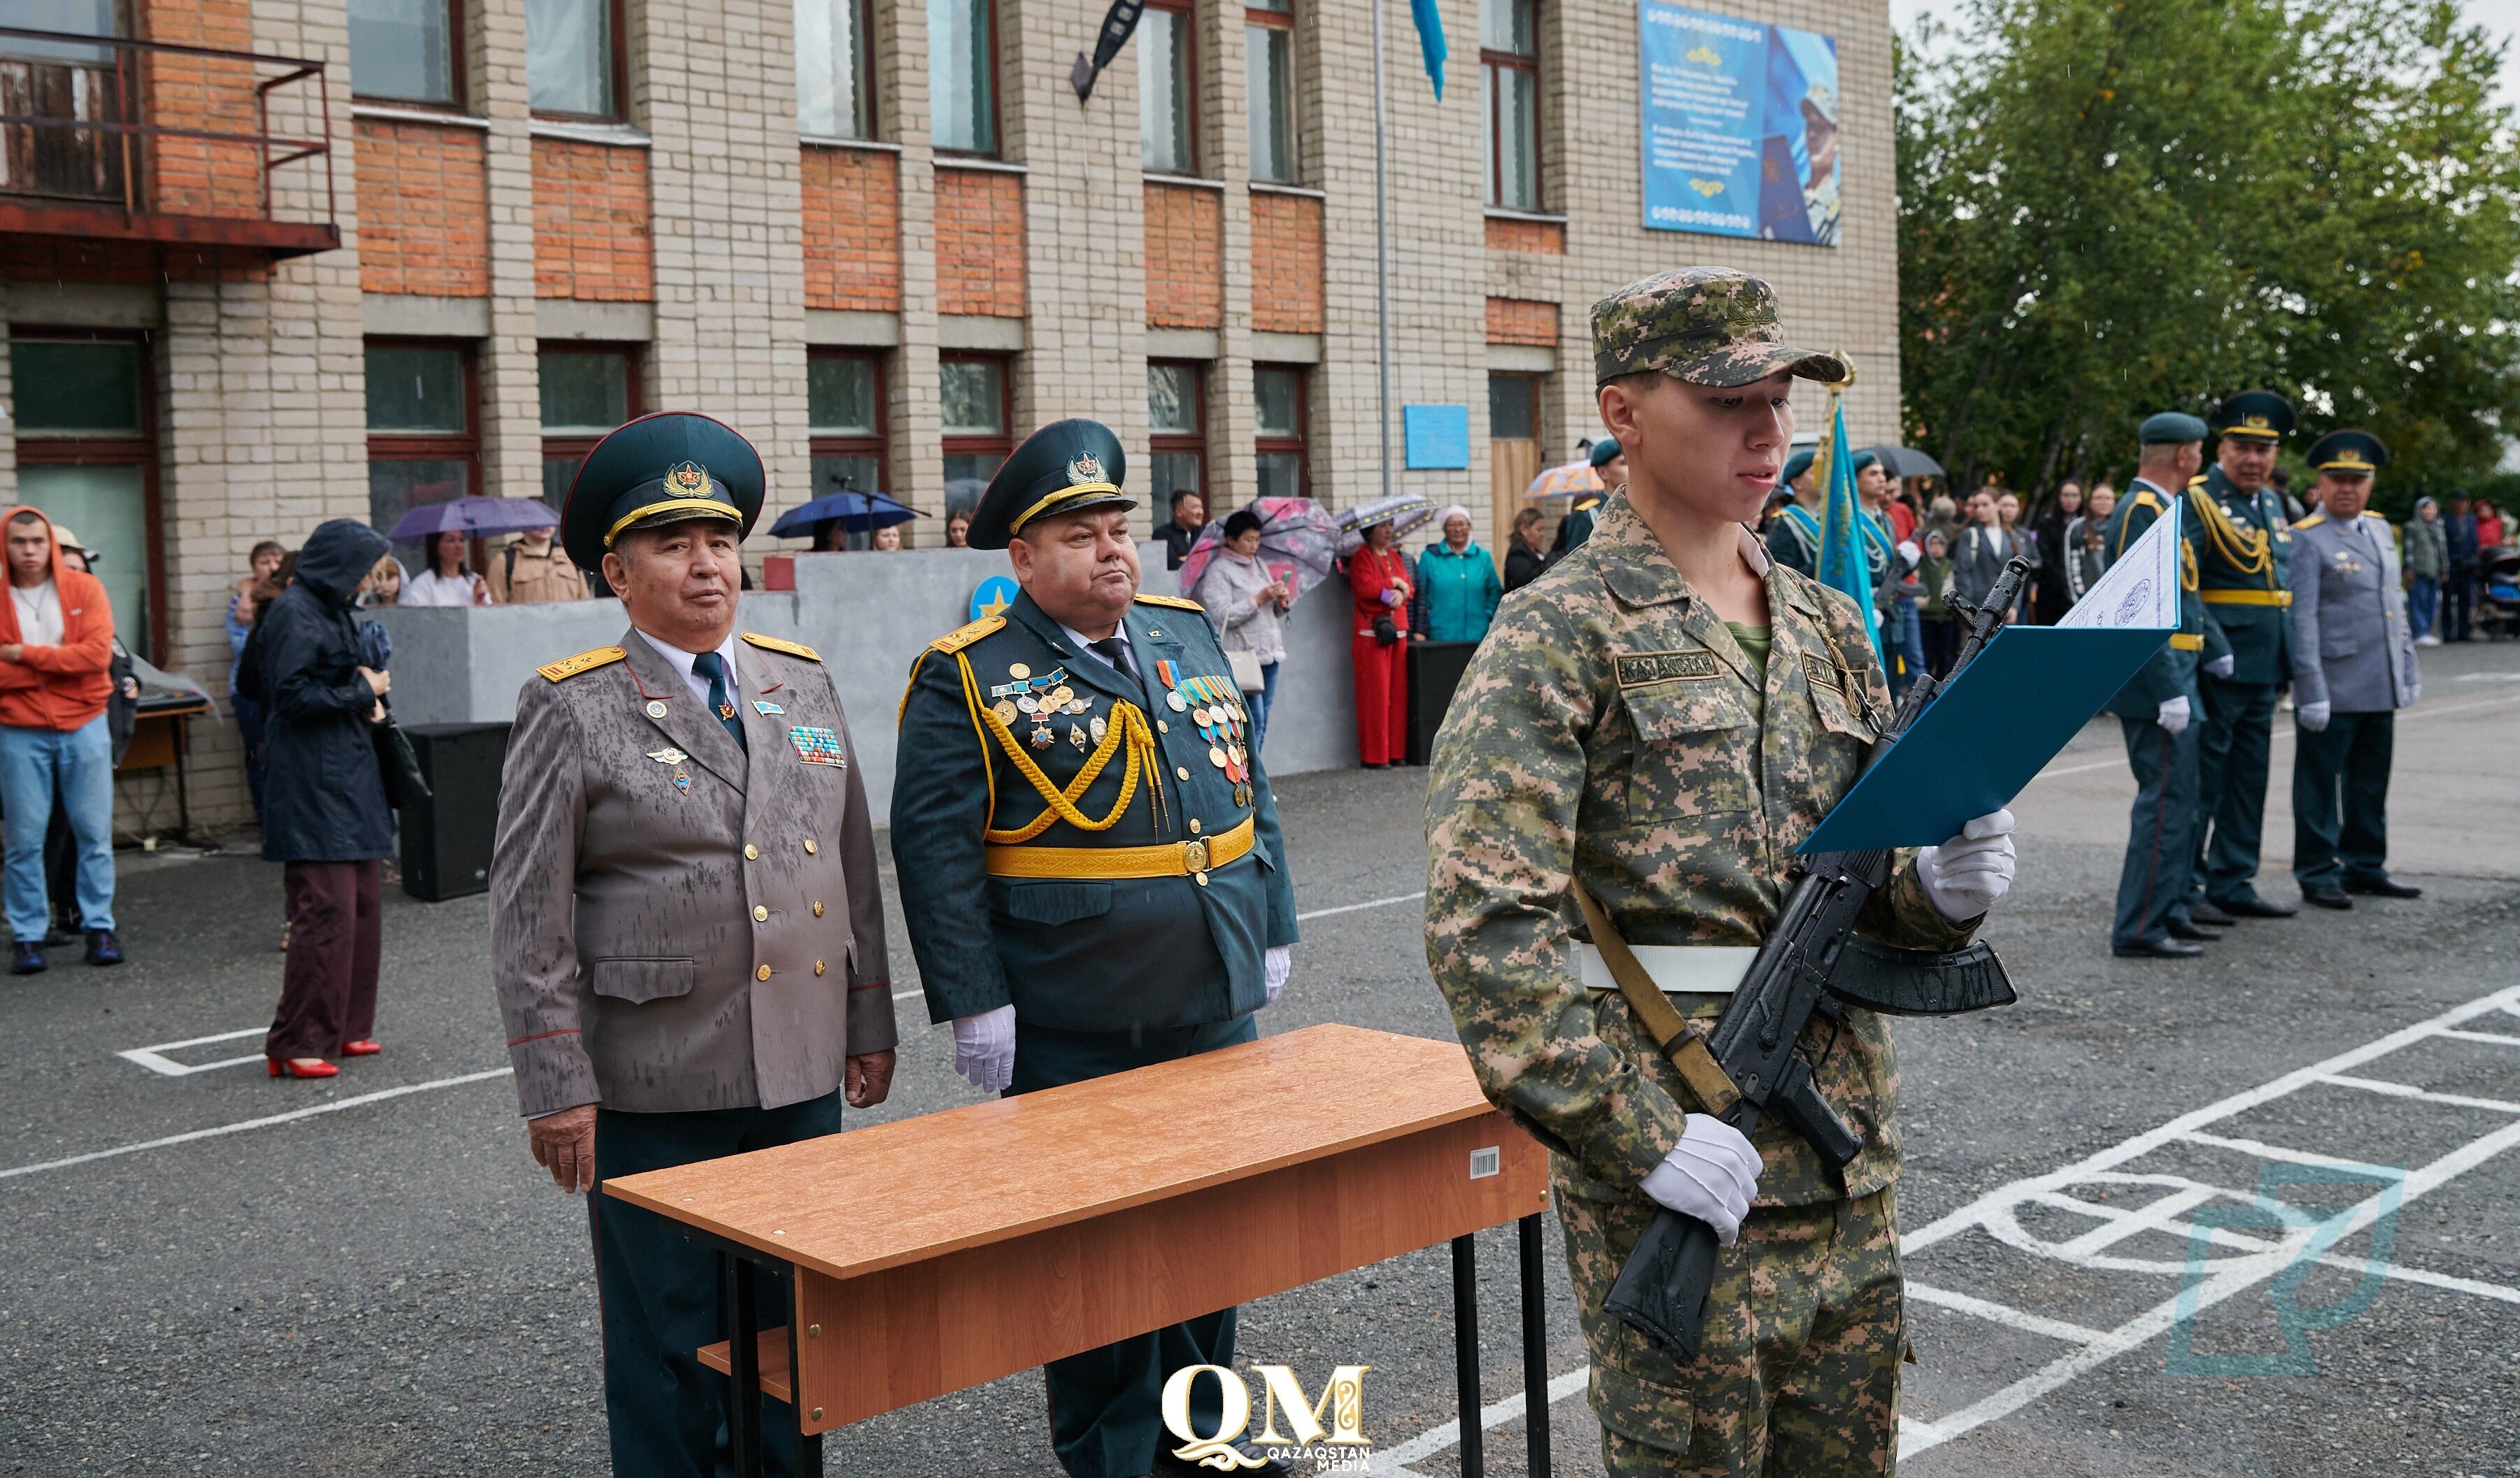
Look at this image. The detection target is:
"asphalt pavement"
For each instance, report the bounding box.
[2,638,2516,1477]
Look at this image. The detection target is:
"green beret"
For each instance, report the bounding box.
[560,411,763,572]
[1588,436,1622,469]
[2139,412,2209,446]
[965,418,1135,550]
[1781,449,1815,485]
[1850,448,1880,474]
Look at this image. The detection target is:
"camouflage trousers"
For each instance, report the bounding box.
[1554,1156,1904,1477]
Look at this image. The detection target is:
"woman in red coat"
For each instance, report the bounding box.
[1347,519,1414,767]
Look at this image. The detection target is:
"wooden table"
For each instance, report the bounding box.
[605,1021,1557,1476]
[116,695,213,844]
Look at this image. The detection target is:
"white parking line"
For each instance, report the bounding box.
[2030,692,2520,781]
[1366,1365,1591,1477]
[115,1025,267,1077]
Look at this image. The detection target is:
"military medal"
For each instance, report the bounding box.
[646,699,670,720]
[993,699,1019,725]
[1031,724,1053,749]
[1070,723,1089,750]
[1047,685,1074,708]
[1090,715,1106,742]
[1009,662,1031,679]
[717,700,738,722]
[1168,690,1187,711]
[1209,745,1229,769]
[1018,695,1040,715]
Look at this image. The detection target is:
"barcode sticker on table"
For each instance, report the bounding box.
[1468,1146,1501,1179]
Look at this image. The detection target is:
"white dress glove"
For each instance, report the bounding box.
[1918,809,2018,921]
[2205,654,2235,679]
[951,1004,1016,1093]
[2298,699,2332,733]
[1897,539,1921,571]
[1641,1113,1764,1246]
[2156,695,2191,735]
[1263,944,1291,1005]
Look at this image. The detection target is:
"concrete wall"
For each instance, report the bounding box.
[367,545,1359,823]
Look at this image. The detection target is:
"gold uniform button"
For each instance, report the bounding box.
[744,844,759,860]
[1157,720,1168,734]
[1189,818,1202,834]
[803,839,818,855]
[1176,766,1191,781]
[753,905,769,922]
[814,960,827,976]
[755,965,772,981]
[1195,873,1209,887]
[812,901,824,918]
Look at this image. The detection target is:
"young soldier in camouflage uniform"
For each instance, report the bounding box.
[1425,269,2021,1477]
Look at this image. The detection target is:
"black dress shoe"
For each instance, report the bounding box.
[40,926,73,948]
[1152,1441,1294,1477]
[2186,898,2237,928]
[9,941,44,974]
[2213,893,2298,918]
[85,929,122,966]
[2344,876,2423,899]
[2114,938,2205,958]
[2167,919,2223,941]
[2302,884,2353,910]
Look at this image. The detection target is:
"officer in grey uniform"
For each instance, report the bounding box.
[2288,429,2422,909]
[891,418,1300,1478]
[490,411,898,1477]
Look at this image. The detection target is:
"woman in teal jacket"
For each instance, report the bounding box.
[1415,506,1504,644]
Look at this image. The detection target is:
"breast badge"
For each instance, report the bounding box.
[787,726,848,767]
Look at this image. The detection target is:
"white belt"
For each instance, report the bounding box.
[1576,941,1760,996]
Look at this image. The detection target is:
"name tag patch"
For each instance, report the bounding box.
[1615,651,1720,688]
[788,726,847,767]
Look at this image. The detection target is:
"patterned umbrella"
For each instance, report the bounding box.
[1334,493,1436,554]
[1523,460,1605,502]
[386,496,562,541]
[1176,495,1345,606]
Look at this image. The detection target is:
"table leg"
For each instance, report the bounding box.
[786,1279,824,1475]
[1452,1233,1484,1478]
[172,715,192,843]
[723,1251,764,1477]
[1518,1213,1550,1478]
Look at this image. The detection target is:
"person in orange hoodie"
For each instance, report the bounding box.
[0,505,119,972]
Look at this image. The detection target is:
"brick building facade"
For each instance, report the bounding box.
[0,0,1897,830]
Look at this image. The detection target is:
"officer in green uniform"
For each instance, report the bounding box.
[2186,390,2301,921]
[2102,412,2232,958]
[890,419,1301,1478]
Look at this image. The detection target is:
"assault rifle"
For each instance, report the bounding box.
[1593,554,2036,1361]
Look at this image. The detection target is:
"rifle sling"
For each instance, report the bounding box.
[1571,883,1742,1116]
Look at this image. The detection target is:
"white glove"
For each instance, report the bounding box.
[2156,695,2190,735]
[1918,809,2018,921]
[951,1004,1016,1093]
[2205,654,2235,679]
[1897,539,1921,571]
[1263,945,1291,1005]
[1641,1113,1763,1246]
[2298,700,2332,733]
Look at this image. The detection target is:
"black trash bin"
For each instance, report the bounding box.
[399,722,513,901]
[1406,641,1479,765]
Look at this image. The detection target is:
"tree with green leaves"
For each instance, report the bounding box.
[1897,0,2520,513]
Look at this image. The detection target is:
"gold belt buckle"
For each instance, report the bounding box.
[1183,838,1211,874]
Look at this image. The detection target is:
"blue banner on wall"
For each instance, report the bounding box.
[1403,405,1471,470]
[1638,1,1841,246]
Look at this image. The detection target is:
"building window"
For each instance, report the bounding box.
[1245,0,1298,184]
[1138,0,1196,174]
[10,335,162,659]
[539,346,638,506]
[796,0,875,138]
[1482,0,1539,211]
[350,0,460,107]
[809,351,887,505]
[930,0,998,155]
[365,340,479,546]
[1147,360,1205,507]
[527,0,622,119]
[940,355,1011,492]
[1253,364,1306,499]
[1488,373,1539,441]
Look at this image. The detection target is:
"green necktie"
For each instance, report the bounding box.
[691,651,746,752]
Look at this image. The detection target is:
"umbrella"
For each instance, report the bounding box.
[388,496,561,541]
[767,489,922,539]
[1523,461,1605,502]
[1176,496,1344,604]
[1335,493,1435,553]
[1864,446,1946,481]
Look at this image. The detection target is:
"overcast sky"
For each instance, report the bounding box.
[1888,0,2520,104]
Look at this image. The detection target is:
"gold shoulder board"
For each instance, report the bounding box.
[1134,592,1205,611]
[740,632,823,662]
[2294,512,2327,530]
[539,646,625,683]
[2188,474,2211,488]
[928,614,1005,654]
[2131,490,2165,513]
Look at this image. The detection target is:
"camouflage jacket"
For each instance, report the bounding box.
[1424,495,1979,1208]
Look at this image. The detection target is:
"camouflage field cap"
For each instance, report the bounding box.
[1592,268,1850,388]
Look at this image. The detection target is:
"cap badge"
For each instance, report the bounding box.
[666,460,712,497]
[1066,452,1105,485]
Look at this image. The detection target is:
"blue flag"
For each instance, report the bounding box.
[1411,0,1448,98]
[1815,401,1883,660]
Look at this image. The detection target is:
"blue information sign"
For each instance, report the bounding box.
[1638,1,1841,246]
[969,574,1019,623]
[1402,404,1471,470]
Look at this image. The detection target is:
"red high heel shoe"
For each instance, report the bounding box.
[340,1039,382,1057]
[268,1056,339,1079]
